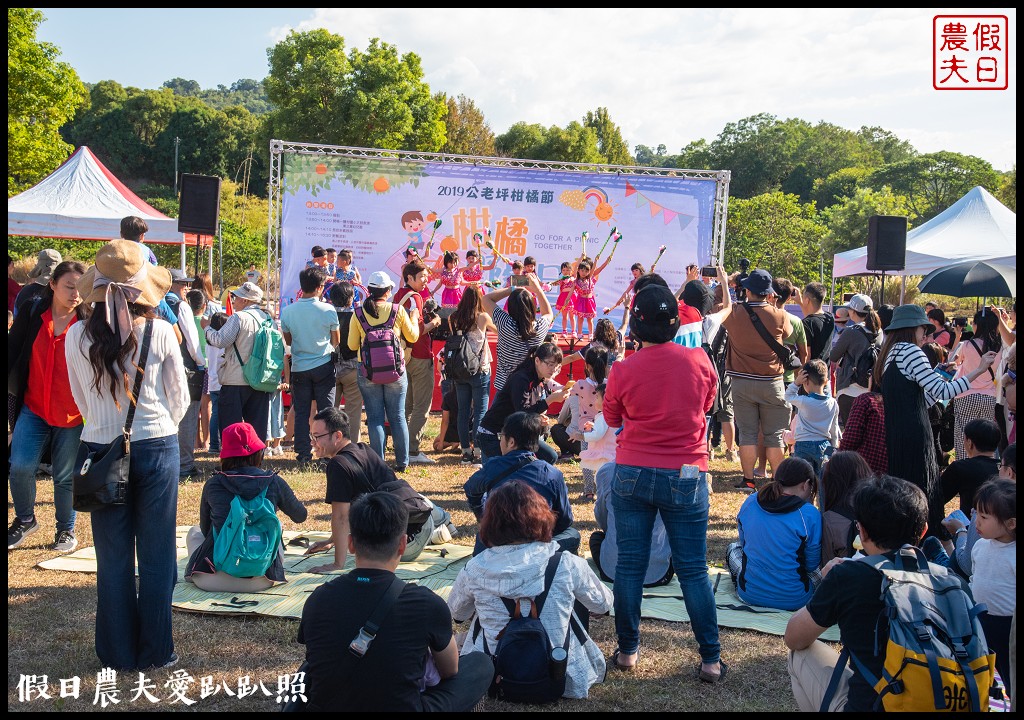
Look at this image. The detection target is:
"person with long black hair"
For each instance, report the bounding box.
[481,273,554,392]
[7,260,87,552]
[65,240,189,671]
[475,342,570,463]
[447,285,496,464]
[951,308,1005,460]
[873,304,997,543]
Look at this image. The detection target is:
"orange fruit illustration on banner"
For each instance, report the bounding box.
[315,163,327,175]
[372,177,390,193]
[426,211,438,222]
[439,235,458,252]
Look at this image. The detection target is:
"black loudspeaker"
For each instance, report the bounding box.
[866,215,907,272]
[178,174,222,235]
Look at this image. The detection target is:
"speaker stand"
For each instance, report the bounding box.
[880,271,885,308]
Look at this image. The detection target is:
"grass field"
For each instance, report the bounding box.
[9,413,806,712]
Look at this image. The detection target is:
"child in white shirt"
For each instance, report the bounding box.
[969,477,1016,697]
[580,383,616,475]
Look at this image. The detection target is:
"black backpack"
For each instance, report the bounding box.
[442,322,482,382]
[476,552,584,704]
[848,325,880,388]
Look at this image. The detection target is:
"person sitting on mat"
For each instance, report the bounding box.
[185,421,307,592]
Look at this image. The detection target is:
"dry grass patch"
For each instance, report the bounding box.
[9,415,800,712]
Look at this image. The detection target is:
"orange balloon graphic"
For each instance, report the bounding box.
[315,163,327,175]
[594,201,614,222]
[373,177,390,193]
[439,235,459,252]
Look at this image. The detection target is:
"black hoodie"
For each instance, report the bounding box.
[186,466,307,581]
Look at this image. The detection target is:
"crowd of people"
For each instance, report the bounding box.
[7,223,1017,711]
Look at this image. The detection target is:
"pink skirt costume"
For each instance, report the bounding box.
[440,267,464,307]
[462,264,483,287]
[556,277,577,314]
[572,276,597,319]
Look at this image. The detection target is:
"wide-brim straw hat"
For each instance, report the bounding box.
[77,240,171,308]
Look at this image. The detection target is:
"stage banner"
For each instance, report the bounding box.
[280,155,718,325]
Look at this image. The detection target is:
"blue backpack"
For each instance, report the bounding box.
[212,486,282,578]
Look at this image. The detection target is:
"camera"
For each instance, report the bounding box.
[735,258,752,302]
[700,266,718,278]
[953,316,968,327]
[421,297,439,323]
[739,258,751,272]
[511,274,529,287]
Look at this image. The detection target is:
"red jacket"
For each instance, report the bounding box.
[604,341,717,470]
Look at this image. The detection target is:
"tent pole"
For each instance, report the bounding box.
[829,276,837,313]
[900,274,906,304]
[179,242,186,272]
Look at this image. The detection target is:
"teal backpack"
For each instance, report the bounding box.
[212,486,282,578]
[233,308,286,393]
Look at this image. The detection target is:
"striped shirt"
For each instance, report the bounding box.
[492,306,552,392]
[883,342,972,405]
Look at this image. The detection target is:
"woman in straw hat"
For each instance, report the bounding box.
[65,240,190,671]
[873,304,998,544]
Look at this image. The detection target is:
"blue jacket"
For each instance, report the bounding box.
[464,450,573,538]
[735,491,822,611]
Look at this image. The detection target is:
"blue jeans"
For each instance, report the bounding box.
[269,390,285,440]
[291,360,337,462]
[9,406,82,531]
[793,439,834,478]
[454,371,491,450]
[177,400,200,475]
[357,371,409,467]
[611,463,720,663]
[87,434,179,670]
[209,390,221,452]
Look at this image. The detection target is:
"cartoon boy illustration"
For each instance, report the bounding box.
[402,210,426,253]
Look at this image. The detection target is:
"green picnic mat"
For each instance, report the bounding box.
[38,527,835,640]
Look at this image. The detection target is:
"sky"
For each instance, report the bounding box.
[33,8,1016,171]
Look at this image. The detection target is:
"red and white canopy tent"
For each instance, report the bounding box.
[7,146,213,272]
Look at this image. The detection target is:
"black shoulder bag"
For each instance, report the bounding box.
[72,319,153,512]
[742,304,802,370]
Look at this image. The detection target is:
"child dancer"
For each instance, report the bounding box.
[522,256,552,292]
[555,261,577,333]
[436,251,465,308]
[462,234,498,290]
[604,262,646,316]
[572,258,602,338]
[969,478,1016,698]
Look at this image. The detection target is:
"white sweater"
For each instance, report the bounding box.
[448,541,613,699]
[66,319,190,443]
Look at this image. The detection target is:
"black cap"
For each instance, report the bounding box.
[683,280,713,317]
[629,285,679,344]
[740,268,773,296]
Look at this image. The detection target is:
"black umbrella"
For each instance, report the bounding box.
[917,260,1016,298]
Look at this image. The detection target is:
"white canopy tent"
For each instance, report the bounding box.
[832,186,1016,278]
[7,146,213,271]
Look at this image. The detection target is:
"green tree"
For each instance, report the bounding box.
[857,126,917,165]
[675,139,713,170]
[782,121,877,202]
[535,123,603,163]
[495,122,547,159]
[995,166,1015,211]
[163,78,201,96]
[725,192,826,286]
[439,92,496,156]
[156,101,235,183]
[866,151,1001,221]
[583,107,633,165]
[811,167,871,211]
[8,8,88,195]
[634,143,668,167]
[265,29,350,143]
[818,186,915,259]
[342,38,446,151]
[708,113,805,198]
[265,31,446,152]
